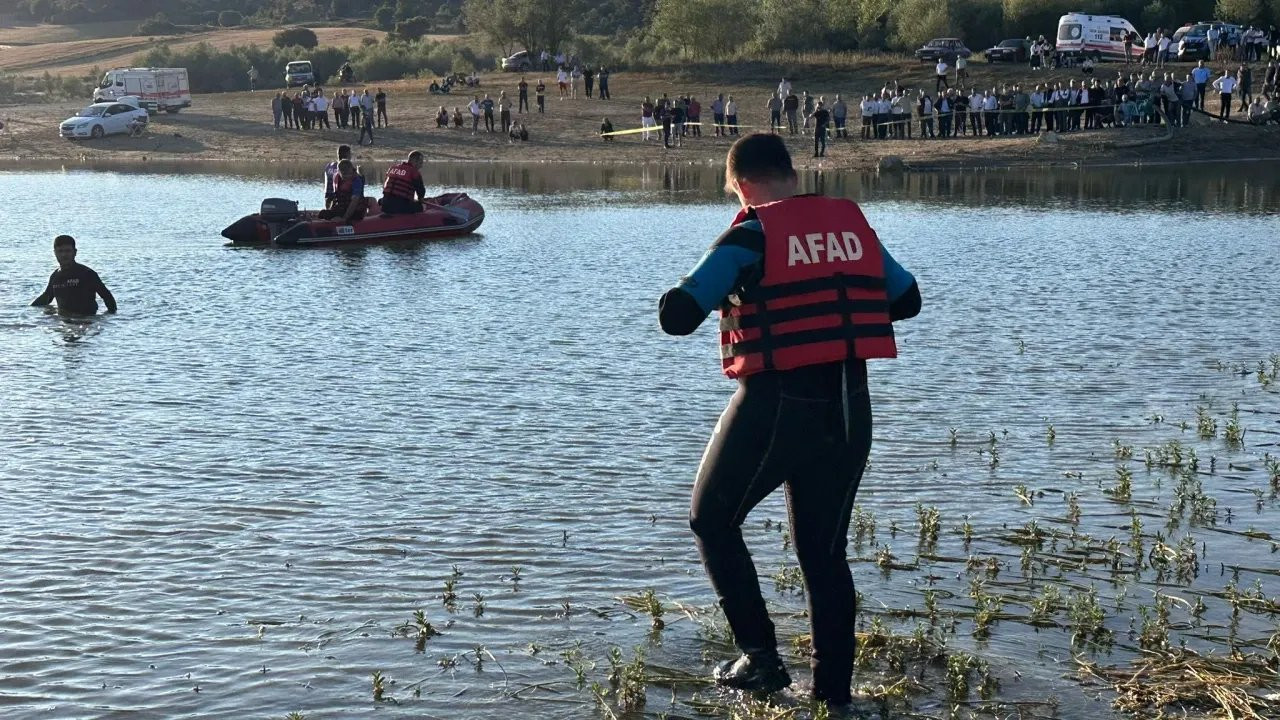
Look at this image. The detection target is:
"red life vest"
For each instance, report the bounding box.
[382,162,421,200]
[719,195,896,379]
[331,173,356,207]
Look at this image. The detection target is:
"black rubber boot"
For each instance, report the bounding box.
[713,652,791,693]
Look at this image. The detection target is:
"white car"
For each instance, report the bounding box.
[60,97,148,140]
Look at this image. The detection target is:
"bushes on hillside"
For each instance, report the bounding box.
[394,16,433,41]
[136,13,180,36]
[218,10,243,27]
[129,37,481,94]
[273,27,319,50]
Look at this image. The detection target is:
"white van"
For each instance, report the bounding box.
[1055,13,1141,62]
[93,68,192,113]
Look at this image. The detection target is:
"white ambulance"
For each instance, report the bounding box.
[93,68,192,113]
[1055,13,1141,62]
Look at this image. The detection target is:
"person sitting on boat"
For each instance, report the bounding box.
[318,159,367,222]
[324,145,352,207]
[380,150,427,215]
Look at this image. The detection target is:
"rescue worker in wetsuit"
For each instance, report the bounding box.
[379,150,427,214]
[658,133,921,708]
[324,144,352,208]
[31,235,117,316]
[318,159,366,222]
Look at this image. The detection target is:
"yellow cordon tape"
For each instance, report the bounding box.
[600,122,788,137]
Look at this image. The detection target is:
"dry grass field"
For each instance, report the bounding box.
[0,24,389,76]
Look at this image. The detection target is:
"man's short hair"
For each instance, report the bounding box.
[53,234,75,248]
[337,144,351,158]
[408,150,424,163]
[726,133,795,185]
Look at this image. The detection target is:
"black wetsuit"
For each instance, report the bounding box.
[659,217,920,704]
[31,262,116,315]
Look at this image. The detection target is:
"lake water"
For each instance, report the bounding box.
[1,161,1279,720]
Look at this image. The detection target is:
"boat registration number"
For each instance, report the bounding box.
[336,226,355,235]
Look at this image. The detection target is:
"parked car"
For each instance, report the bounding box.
[1168,23,1210,61]
[501,50,531,72]
[985,38,1030,62]
[285,60,314,87]
[915,38,972,62]
[60,96,147,140]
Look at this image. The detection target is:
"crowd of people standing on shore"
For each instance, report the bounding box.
[269,85,391,145]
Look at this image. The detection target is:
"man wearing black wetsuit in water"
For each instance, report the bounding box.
[658,134,921,709]
[31,235,117,316]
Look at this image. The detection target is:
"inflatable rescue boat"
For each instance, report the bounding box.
[221,193,484,247]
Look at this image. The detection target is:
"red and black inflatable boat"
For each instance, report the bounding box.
[221,193,484,247]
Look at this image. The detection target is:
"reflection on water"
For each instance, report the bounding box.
[0,164,1277,720]
[13,158,1280,213]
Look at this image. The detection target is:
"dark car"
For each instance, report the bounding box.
[1168,24,1210,61]
[915,38,972,62]
[984,38,1030,63]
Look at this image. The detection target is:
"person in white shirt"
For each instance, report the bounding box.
[724,96,739,135]
[556,68,569,99]
[860,95,874,139]
[1143,33,1156,64]
[778,78,791,99]
[873,94,890,139]
[313,92,329,128]
[1157,32,1170,67]
[968,90,983,136]
[982,91,998,136]
[956,55,968,83]
[570,66,580,99]
[935,59,950,92]
[1213,70,1237,120]
[1207,25,1220,61]
[468,96,482,133]
[304,94,316,129]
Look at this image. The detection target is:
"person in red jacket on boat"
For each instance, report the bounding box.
[380,150,427,214]
[318,159,366,223]
[658,133,921,710]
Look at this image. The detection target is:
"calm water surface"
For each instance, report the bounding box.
[1,162,1278,719]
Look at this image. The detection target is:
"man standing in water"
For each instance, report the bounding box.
[657,134,921,708]
[31,235,117,315]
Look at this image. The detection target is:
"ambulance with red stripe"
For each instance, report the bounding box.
[93,68,192,114]
[1055,13,1141,62]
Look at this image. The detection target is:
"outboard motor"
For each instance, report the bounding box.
[260,198,299,222]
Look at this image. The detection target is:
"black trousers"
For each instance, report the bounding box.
[690,361,872,704]
[519,93,528,112]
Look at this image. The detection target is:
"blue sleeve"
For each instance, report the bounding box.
[676,221,763,314]
[880,244,916,302]
[352,175,365,197]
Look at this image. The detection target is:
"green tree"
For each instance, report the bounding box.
[1215,0,1264,22]
[462,0,577,55]
[374,5,396,29]
[753,0,828,52]
[394,15,433,40]
[650,0,756,58]
[887,0,951,50]
[273,27,320,49]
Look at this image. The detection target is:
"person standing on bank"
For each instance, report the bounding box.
[31,235,117,315]
[657,133,921,708]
